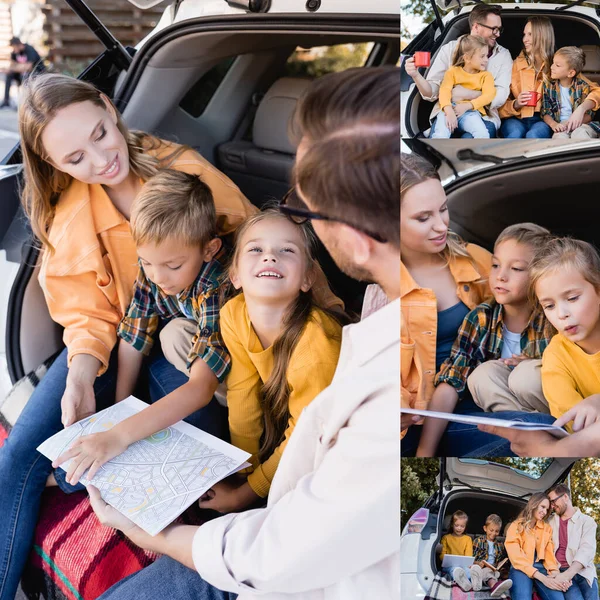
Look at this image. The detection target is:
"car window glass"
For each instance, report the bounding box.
[459,458,554,480]
[284,42,374,77]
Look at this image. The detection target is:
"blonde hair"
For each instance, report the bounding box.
[18,73,188,251]
[494,222,551,254]
[452,35,488,68]
[555,46,586,75]
[529,237,600,305]
[229,208,343,463]
[451,510,469,530]
[524,17,555,83]
[485,514,502,528]
[130,169,217,248]
[514,492,551,534]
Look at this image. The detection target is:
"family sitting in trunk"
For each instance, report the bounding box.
[437,485,598,600]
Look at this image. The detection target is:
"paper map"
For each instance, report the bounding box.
[38,396,251,536]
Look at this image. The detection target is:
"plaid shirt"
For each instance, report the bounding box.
[541,76,600,134]
[117,246,230,382]
[435,300,553,394]
[473,535,508,570]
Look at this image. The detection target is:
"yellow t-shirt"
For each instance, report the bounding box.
[440,533,473,560]
[438,66,496,115]
[541,333,600,430]
[220,293,342,497]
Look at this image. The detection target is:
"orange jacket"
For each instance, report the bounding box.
[505,519,560,578]
[500,51,600,119]
[39,141,256,375]
[401,243,491,433]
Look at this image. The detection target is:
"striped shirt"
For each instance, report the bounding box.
[435,300,554,394]
[117,247,230,382]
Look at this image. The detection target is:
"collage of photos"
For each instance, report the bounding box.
[401,0,600,598]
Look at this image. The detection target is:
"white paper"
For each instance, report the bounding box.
[401,407,568,439]
[38,396,251,536]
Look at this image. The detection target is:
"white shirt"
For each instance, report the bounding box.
[487,540,496,565]
[500,325,521,359]
[550,509,597,586]
[559,85,573,122]
[423,40,513,128]
[192,299,400,599]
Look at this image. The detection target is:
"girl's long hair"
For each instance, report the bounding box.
[451,34,488,68]
[228,209,343,463]
[513,492,551,534]
[18,73,187,251]
[524,16,555,83]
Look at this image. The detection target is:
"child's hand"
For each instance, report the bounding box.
[554,394,600,431]
[53,430,130,485]
[498,354,529,367]
[453,102,471,118]
[444,106,458,132]
[549,120,567,133]
[198,479,260,513]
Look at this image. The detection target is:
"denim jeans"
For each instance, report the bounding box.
[500,115,553,139]
[560,569,599,600]
[431,109,491,139]
[510,563,566,600]
[0,344,228,600]
[98,555,236,600]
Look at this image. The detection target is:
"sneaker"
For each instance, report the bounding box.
[454,567,473,592]
[490,579,513,598]
[470,564,483,591]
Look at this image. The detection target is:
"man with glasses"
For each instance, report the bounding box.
[548,484,598,600]
[405,3,512,138]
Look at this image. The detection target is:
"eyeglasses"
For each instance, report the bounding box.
[476,22,504,35]
[278,188,388,244]
[549,493,566,506]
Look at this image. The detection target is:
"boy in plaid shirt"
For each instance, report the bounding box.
[54,169,230,484]
[541,46,600,139]
[417,223,554,457]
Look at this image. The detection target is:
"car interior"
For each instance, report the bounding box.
[404,11,600,136]
[7,25,400,382]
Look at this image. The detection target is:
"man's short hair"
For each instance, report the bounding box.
[9,37,21,46]
[131,169,217,248]
[485,514,502,528]
[555,46,586,75]
[469,4,502,29]
[549,483,571,499]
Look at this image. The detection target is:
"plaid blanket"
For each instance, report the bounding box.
[425,572,513,600]
[0,358,204,600]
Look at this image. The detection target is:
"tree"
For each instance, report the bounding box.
[401,458,439,529]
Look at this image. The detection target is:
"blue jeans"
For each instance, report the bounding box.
[500,115,553,138]
[401,398,556,457]
[0,345,228,600]
[98,555,236,600]
[431,109,491,138]
[561,569,599,600]
[510,563,566,600]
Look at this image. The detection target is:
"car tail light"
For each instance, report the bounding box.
[406,507,429,534]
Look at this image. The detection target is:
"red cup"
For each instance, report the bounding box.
[414,51,431,68]
[525,91,540,107]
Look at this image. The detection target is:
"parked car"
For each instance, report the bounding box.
[400,0,600,137]
[0,1,400,598]
[400,457,577,599]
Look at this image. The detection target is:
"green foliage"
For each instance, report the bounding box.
[285,44,370,78]
[570,459,600,564]
[401,458,439,529]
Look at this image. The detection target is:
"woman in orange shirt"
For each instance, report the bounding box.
[505,493,567,599]
[0,73,258,600]
[499,17,555,139]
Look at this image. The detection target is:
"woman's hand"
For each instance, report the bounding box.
[541,573,570,591]
[401,413,420,431]
[478,425,559,457]
[53,429,130,485]
[61,378,96,428]
[453,102,472,118]
[554,394,600,431]
[444,106,458,133]
[88,485,139,535]
[198,479,260,513]
[514,92,534,110]
[566,105,586,132]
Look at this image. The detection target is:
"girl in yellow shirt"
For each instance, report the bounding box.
[199,209,344,513]
[531,237,600,431]
[430,35,496,139]
[439,510,474,592]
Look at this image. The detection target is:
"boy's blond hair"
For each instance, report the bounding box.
[131,169,217,247]
[485,514,502,528]
[494,222,551,254]
[555,46,586,76]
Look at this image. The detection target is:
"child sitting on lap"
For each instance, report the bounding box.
[417,223,554,457]
[53,169,230,483]
[430,35,496,139]
[541,46,600,139]
[440,510,474,592]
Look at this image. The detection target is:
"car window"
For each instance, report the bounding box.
[458,458,554,480]
[179,56,236,118]
[284,42,374,77]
